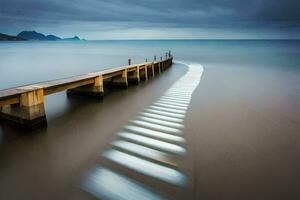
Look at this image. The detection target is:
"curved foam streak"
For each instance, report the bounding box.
[117,132,186,155]
[158,98,190,105]
[112,140,177,167]
[153,102,188,111]
[131,120,183,135]
[156,100,189,107]
[137,116,184,129]
[125,125,185,143]
[140,112,184,123]
[103,150,186,186]
[145,108,186,119]
[82,166,165,200]
[160,96,190,103]
[149,105,186,115]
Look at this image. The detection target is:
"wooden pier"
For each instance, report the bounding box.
[0,55,173,128]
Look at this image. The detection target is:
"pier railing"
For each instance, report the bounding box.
[0,55,173,128]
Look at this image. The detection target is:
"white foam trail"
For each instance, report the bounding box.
[156,100,189,107]
[149,105,186,114]
[137,116,184,129]
[153,102,188,111]
[83,61,204,198]
[103,150,186,186]
[145,108,186,119]
[112,140,177,166]
[140,112,184,123]
[131,120,183,134]
[117,132,186,155]
[125,125,185,143]
[82,166,165,200]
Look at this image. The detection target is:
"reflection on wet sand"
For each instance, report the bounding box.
[82,62,204,199]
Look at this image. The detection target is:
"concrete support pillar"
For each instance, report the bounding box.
[67,75,104,98]
[152,63,155,77]
[0,88,46,128]
[159,62,162,74]
[145,66,148,80]
[139,65,148,80]
[128,66,140,84]
[111,69,128,88]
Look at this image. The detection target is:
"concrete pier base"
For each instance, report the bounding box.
[111,69,128,88]
[67,86,104,98]
[128,66,140,84]
[139,66,148,80]
[147,63,155,77]
[0,88,47,128]
[159,63,162,74]
[67,75,104,98]
[0,104,47,127]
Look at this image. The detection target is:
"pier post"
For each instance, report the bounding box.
[128,66,140,84]
[67,75,104,98]
[111,69,128,88]
[0,88,46,127]
[159,62,162,74]
[152,62,155,77]
[139,65,148,80]
[144,65,148,80]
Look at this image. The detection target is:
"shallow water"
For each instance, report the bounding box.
[0,40,300,200]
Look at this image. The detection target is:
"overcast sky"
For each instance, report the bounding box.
[0,0,299,39]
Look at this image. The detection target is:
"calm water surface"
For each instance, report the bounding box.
[0,40,300,200]
[1,40,299,90]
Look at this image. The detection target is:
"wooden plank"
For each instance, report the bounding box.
[0,96,19,107]
[45,78,95,95]
[103,71,123,80]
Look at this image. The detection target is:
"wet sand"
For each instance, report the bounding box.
[1,62,300,200]
[187,63,300,200]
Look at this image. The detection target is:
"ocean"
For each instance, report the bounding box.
[1,40,299,90]
[0,40,300,200]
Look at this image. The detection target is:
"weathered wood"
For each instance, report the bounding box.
[66,75,104,98]
[152,63,155,77]
[128,66,140,84]
[20,88,44,107]
[111,69,128,88]
[139,65,148,80]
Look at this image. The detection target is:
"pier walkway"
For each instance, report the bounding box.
[0,55,173,127]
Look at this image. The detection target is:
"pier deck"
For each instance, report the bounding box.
[0,56,173,127]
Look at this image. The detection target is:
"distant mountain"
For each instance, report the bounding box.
[15,31,82,41]
[17,31,47,40]
[0,33,26,41]
[45,34,62,41]
[63,36,81,41]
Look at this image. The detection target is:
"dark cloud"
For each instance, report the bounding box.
[0,0,299,38]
